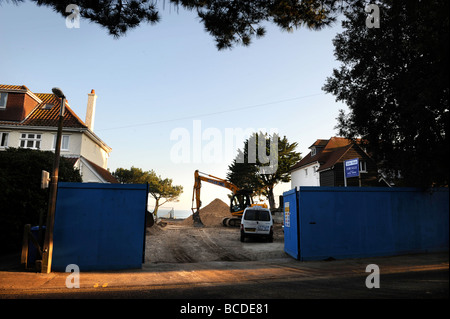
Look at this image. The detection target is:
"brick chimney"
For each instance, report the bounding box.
[85,89,97,131]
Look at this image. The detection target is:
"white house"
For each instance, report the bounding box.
[0,84,117,183]
[290,139,329,188]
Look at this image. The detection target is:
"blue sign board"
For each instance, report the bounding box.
[345,158,360,178]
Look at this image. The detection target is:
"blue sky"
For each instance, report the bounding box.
[1,1,347,212]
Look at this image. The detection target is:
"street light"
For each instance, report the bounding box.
[41,87,66,273]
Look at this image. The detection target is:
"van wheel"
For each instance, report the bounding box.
[240,231,245,242]
[268,233,273,243]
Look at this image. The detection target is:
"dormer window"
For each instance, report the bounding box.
[0,93,8,109]
[42,103,54,110]
[311,147,316,156]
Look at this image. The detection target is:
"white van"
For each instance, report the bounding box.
[240,206,273,242]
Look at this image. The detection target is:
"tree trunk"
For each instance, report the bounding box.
[152,197,160,220]
[267,186,275,211]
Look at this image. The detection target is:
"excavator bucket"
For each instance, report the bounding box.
[192,210,204,227]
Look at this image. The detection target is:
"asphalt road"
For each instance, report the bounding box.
[2,268,447,299]
[1,268,448,319]
[1,254,448,318]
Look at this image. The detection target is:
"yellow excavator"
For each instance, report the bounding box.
[191,170,267,227]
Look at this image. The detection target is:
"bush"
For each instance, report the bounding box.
[0,148,82,255]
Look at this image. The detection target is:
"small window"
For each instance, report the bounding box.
[311,147,316,156]
[243,209,271,221]
[42,103,54,110]
[360,160,367,172]
[19,133,41,149]
[0,132,9,147]
[305,168,308,176]
[53,135,70,151]
[0,93,8,109]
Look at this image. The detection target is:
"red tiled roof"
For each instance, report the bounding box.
[309,139,329,148]
[0,84,30,91]
[24,93,87,128]
[0,90,87,129]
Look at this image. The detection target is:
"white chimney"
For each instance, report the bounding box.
[85,89,97,131]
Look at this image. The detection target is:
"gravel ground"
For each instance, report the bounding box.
[145,220,286,264]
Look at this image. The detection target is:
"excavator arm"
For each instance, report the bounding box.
[191,170,260,227]
[191,170,240,226]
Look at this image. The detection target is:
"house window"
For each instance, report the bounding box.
[19,133,41,149]
[0,132,9,148]
[53,135,70,151]
[311,147,316,156]
[0,93,8,109]
[360,160,367,173]
[305,168,308,176]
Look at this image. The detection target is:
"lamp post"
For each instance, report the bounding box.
[41,87,66,273]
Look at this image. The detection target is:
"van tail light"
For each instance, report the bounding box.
[240,224,243,230]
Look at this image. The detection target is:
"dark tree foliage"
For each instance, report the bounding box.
[0,148,82,254]
[323,0,449,187]
[227,133,301,210]
[2,0,356,49]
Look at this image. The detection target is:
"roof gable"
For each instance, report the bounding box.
[290,137,355,171]
[81,157,118,183]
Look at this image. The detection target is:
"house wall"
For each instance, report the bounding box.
[290,162,320,189]
[0,92,38,121]
[78,159,103,183]
[319,169,335,187]
[2,128,109,169]
[1,129,82,156]
[80,134,109,169]
[0,129,107,183]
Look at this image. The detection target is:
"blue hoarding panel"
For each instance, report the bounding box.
[52,183,148,271]
[284,187,449,261]
[283,188,300,260]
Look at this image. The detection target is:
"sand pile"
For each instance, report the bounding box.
[181,198,230,227]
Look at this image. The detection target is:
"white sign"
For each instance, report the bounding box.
[345,159,358,167]
[284,202,290,228]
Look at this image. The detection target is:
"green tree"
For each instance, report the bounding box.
[323,0,449,187]
[112,167,183,218]
[147,173,183,219]
[0,148,82,254]
[112,166,149,184]
[227,132,301,210]
[4,0,352,50]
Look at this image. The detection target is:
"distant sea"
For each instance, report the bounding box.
[150,208,192,219]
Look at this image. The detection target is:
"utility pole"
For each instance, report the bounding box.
[41,87,66,274]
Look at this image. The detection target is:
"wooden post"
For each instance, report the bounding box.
[41,96,65,273]
[21,224,31,269]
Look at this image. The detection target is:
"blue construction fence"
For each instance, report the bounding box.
[283,187,449,261]
[51,182,148,271]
